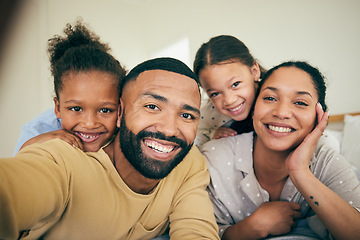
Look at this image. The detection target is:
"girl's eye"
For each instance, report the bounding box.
[70,106,82,112]
[232,81,240,88]
[209,92,220,98]
[295,101,309,106]
[100,108,113,113]
[181,113,195,120]
[146,104,159,110]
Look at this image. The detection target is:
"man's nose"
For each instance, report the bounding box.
[155,114,179,137]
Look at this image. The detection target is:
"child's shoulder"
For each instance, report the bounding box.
[199,100,233,128]
[24,108,60,130]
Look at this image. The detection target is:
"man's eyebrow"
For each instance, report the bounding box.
[142,92,167,102]
[183,104,200,115]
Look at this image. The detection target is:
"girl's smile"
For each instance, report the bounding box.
[199,61,259,121]
[55,70,119,152]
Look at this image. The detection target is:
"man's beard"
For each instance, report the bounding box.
[118,112,193,180]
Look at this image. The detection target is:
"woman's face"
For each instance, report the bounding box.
[252,66,319,152]
[199,61,260,121]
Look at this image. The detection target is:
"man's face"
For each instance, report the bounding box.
[118,70,201,179]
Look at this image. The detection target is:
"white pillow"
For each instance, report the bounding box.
[341,115,360,171]
[323,129,342,153]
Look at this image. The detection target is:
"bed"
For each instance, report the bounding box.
[324,112,360,180]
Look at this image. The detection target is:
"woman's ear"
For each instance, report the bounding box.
[251,62,261,82]
[54,97,61,119]
[116,99,123,128]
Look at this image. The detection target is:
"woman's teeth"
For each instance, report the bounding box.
[268,125,292,133]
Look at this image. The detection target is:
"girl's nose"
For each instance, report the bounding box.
[82,112,99,128]
[223,91,237,106]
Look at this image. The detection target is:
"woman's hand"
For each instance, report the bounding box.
[20,130,83,150]
[212,127,237,139]
[285,103,329,176]
[249,201,302,237]
[283,103,360,239]
[222,201,301,240]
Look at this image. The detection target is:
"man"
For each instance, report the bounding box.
[0,57,220,240]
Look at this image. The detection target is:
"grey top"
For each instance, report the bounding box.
[200,132,360,239]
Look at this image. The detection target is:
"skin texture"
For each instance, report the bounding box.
[53,70,119,152]
[199,61,260,139]
[104,70,201,194]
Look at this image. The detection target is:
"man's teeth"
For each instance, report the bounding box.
[146,140,174,153]
[268,125,292,133]
[79,133,97,139]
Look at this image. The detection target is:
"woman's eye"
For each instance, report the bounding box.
[100,108,113,113]
[146,104,159,110]
[295,101,308,106]
[209,92,220,98]
[181,113,195,120]
[70,106,82,112]
[232,81,240,88]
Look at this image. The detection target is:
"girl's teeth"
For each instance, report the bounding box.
[145,140,174,153]
[79,133,96,139]
[268,125,292,133]
[229,105,242,112]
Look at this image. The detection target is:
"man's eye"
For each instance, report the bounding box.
[181,113,195,120]
[209,92,220,98]
[70,106,82,112]
[232,81,240,88]
[264,97,276,101]
[146,104,159,110]
[100,108,113,113]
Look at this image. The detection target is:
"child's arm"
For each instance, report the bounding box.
[212,127,237,139]
[222,201,301,240]
[195,101,234,146]
[286,103,360,239]
[20,130,83,151]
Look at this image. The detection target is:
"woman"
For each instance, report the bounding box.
[201,61,360,239]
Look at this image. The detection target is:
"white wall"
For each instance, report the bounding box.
[1,0,359,157]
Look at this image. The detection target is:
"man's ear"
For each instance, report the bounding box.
[54,97,61,119]
[116,99,123,127]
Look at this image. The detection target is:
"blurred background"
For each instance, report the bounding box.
[1,0,359,157]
